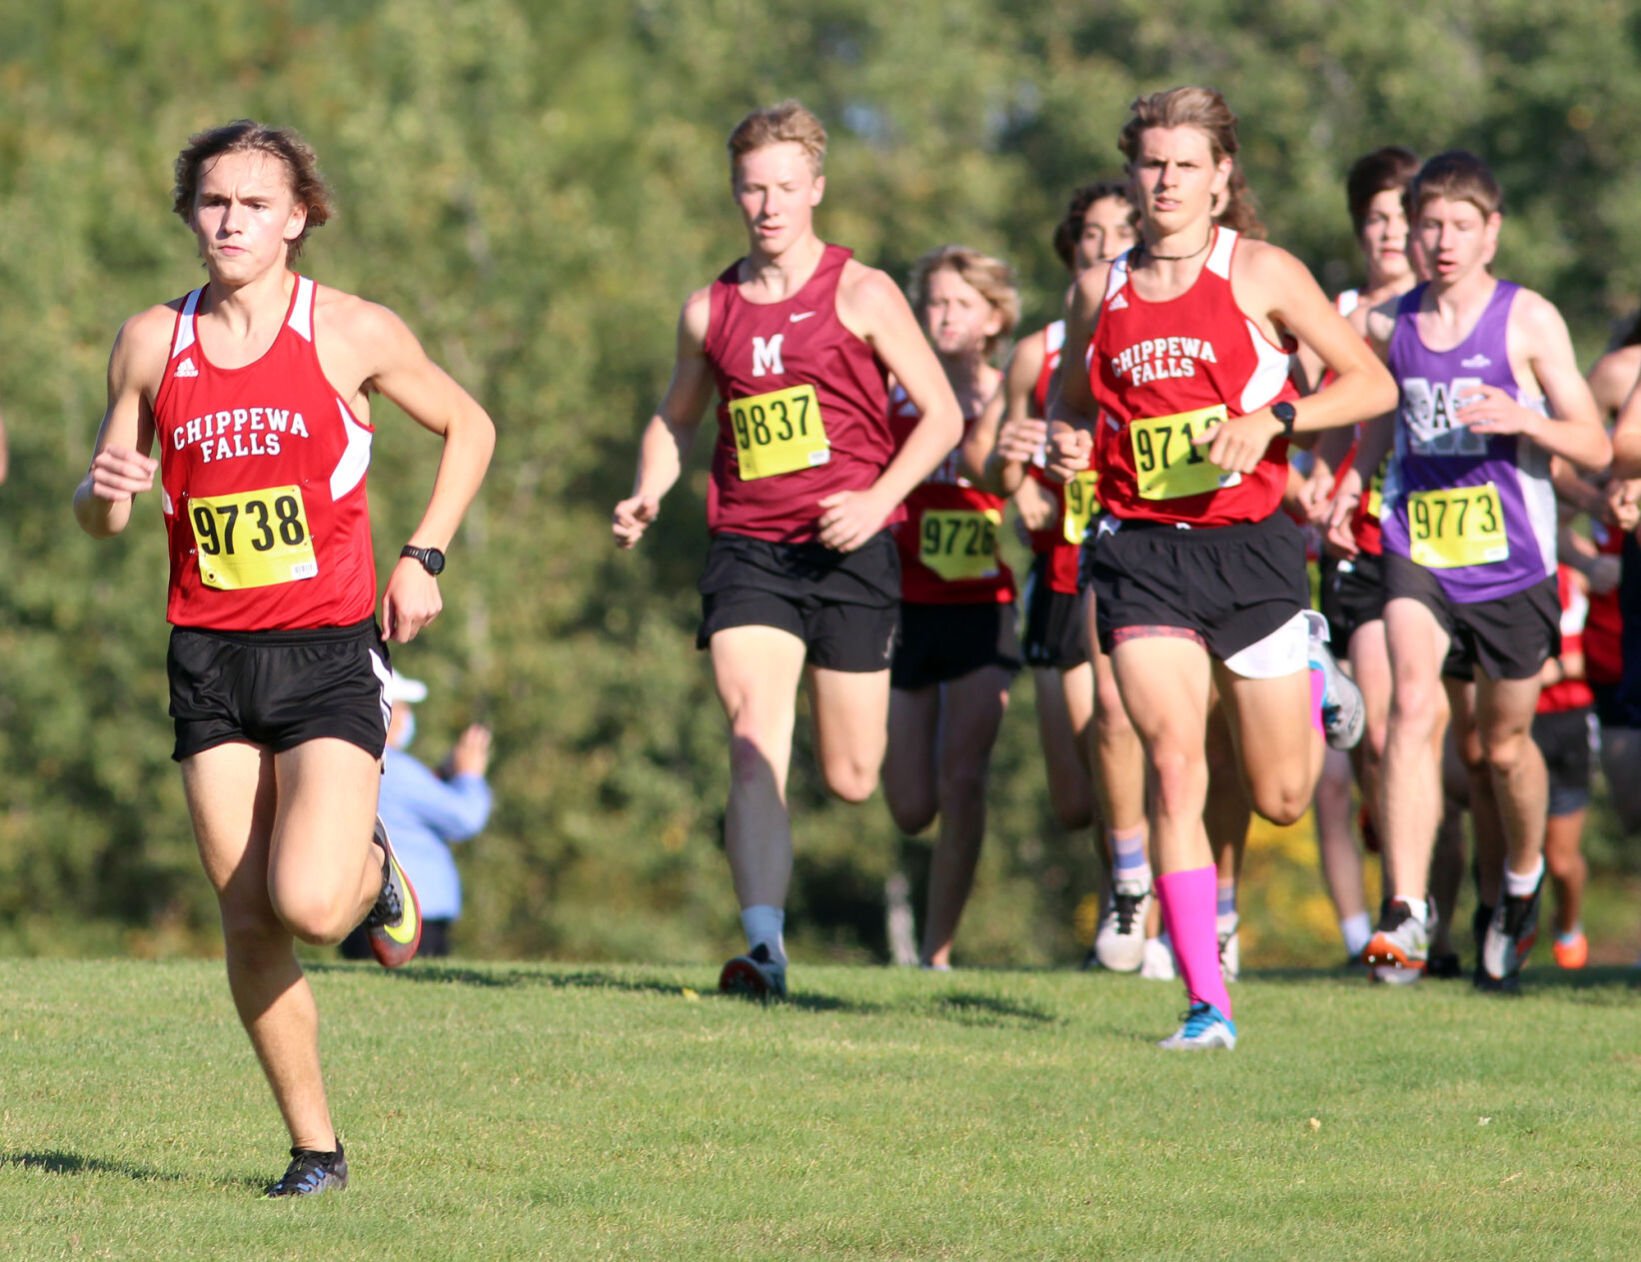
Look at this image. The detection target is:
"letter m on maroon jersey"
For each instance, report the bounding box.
[751,334,785,378]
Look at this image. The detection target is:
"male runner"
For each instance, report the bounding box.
[74,120,495,1194]
[612,101,960,998]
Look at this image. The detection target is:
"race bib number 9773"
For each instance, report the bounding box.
[1407,482,1509,569]
[190,485,318,590]
[729,384,830,481]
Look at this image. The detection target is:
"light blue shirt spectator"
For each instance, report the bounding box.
[379,745,492,922]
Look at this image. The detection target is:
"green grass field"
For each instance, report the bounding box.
[3,959,1638,1260]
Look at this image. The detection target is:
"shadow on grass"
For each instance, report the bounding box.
[1,1151,187,1183]
[1244,963,1639,998]
[311,962,1072,1025]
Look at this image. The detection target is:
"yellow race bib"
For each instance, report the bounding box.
[1129,404,1241,500]
[919,509,1001,582]
[1408,482,1509,569]
[190,485,318,590]
[1062,470,1102,545]
[729,384,830,481]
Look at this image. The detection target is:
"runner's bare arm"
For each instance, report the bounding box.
[1044,264,1108,481]
[1464,291,1609,474]
[1588,345,1641,420]
[350,300,498,642]
[964,332,1047,495]
[614,290,715,549]
[1610,369,1641,478]
[1200,244,1395,473]
[73,307,169,538]
[1325,411,1395,559]
[824,263,962,551]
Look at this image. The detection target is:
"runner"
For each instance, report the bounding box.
[1309,146,1422,964]
[885,245,1021,969]
[959,181,1149,970]
[73,120,496,1195]
[1332,150,1610,988]
[1531,560,1595,968]
[1049,86,1393,1049]
[612,101,961,999]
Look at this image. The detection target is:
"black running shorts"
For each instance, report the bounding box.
[1531,706,1594,817]
[1382,553,1559,682]
[697,530,900,673]
[892,600,1022,692]
[1087,512,1309,661]
[1320,550,1387,652]
[1021,555,1089,671]
[167,617,391,762]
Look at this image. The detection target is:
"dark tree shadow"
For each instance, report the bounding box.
[0,1151,186,1183]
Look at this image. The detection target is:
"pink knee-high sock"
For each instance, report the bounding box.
[1157,865,1233,1019]
[1310,665,1325,735]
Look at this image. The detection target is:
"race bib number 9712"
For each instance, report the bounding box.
[1407,482,1509,569]
[1129,404,1242,500]
[190,485,318,590]
[729,384,830,481]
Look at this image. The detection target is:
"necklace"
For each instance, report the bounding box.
[1140,228,1213,262]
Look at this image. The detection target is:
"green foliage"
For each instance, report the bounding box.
[3,0,1640,961]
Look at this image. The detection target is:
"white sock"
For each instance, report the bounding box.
[1393,895,1429,926]
[1504,858,1546,900]
[1341,912,1372,958]
[740,905,786,964]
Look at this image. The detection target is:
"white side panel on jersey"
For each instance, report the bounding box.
[1516,398,1558,578]
[1103,253,1131,302]
[1239,318,1292,413]
[329,398,373,499]
[161,487,175,517]
[1206,227,1238,280]
[1045,319,1067,354]
[287,276,315,342]
[170,289,202,358]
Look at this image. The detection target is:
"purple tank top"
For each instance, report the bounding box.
[1380,281,1556,602]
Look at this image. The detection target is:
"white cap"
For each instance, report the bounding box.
[386,671,428,704]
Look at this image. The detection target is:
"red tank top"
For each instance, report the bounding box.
[152,277,377,631]
[1538,564,1594,713]
[1584,522,1623,686]
[1090,229,1297,525]
[890,388,1014,606]
[1025,321,1098,593]
[703,244,895,543]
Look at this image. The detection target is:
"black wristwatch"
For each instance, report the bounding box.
[1272,401,1298,435]
[401,544,446,576]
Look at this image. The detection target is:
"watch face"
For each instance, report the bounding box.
[423,549,446,575]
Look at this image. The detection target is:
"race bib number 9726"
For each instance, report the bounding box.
[729,384,830,481]
[1407,482,1509,569]
[920,509,1001,583]
[190,485,318,590]
[1129,404,1242,500]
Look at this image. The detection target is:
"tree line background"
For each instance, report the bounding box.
[4,0,1641,964]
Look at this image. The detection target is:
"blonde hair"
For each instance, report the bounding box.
[173,120,333,264]
[907,245,1020,357]
[1409,150,1503,220]
[1119,87,1264,239]
[727,100,827,178]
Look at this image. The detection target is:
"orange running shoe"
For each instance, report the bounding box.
[1552,931,1588,970]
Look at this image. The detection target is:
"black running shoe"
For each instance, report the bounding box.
[718,942,787,1001]
[1477,881,1542,992]
[1426,951,1462,980]
[266,1142,348,1197]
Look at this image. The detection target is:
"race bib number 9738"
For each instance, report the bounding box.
[1407,482,1509,569]
[729,384,830,481]
[1129,404,1242,500]
[190,485,318,590]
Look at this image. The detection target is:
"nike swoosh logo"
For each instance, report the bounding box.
[790,311,817,323]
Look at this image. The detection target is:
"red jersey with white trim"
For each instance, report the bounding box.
[1538,564,1594,713]
[152,276,377,631]
[1090,228,1298,525]
[1584,521,1623,686]
[890,387,1014,605]
[703,244,896,543]
[1025,321,1098,594]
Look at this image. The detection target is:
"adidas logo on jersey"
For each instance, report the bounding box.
[1460,354,1492,369]
[1107,292,1129,311]
[176,357,199,378]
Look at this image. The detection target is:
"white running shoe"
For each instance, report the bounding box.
[1305,610,1365,750]
[1157,1002,1237,1051]
[1094,878,1151,972]
[1218,914,1241,983]
[1140,934,1177,981]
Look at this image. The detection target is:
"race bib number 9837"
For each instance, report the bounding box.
[729,384,830,481]
[190,485,318,590]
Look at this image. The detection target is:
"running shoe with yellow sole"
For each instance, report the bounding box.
[364,817,421,968]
